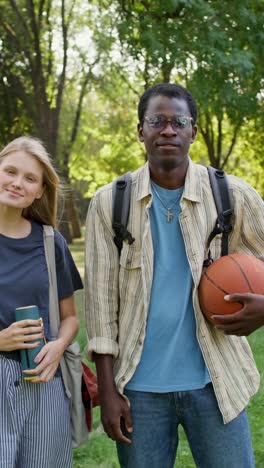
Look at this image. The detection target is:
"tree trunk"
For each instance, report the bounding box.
[57,197,72,244]
[68,191,82,238]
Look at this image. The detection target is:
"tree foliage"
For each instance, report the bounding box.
[0,0,102,238]
[69,72,145,196]
[0,0,263,206]
[96,0,264,171]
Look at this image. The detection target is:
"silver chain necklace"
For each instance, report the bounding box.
[151,183,181,223]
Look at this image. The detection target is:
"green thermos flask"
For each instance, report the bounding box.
[15,305,45,381]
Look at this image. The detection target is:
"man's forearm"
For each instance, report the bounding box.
[94,353,117,401]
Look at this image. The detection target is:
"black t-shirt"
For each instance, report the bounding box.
[0,221,83,359]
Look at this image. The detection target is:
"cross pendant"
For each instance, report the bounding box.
[167,210,174,222]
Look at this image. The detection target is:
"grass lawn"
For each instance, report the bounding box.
[70,237,264,468]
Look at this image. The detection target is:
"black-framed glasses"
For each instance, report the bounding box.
[144,115,193,130]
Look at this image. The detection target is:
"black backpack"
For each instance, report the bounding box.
[112,167,233,264]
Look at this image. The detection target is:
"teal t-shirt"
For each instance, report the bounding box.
[126,182,210,392]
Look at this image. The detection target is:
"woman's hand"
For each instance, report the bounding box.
[0,320,43,352]
[23,338,65,383]
[23,296,79,383]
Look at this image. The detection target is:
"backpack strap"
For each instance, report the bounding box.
[204,167,233,266]
[112,172,135,256]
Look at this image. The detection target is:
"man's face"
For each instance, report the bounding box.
[138,95,197,170]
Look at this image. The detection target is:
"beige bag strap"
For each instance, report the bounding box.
[43,225,60,339]
[43,225,71,398]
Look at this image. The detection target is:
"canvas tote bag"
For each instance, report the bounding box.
[43,225,88,448]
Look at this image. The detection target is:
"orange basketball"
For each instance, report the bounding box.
[198,254,264,323]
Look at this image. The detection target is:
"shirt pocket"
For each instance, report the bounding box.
[119,243,141,270]
[119,244,142,306]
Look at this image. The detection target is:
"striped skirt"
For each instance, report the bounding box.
[0,356,72,468]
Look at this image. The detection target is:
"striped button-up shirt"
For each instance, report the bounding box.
[85,159,264,424]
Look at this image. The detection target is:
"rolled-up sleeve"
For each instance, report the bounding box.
[84,189,120,361]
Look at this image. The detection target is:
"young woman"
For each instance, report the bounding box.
[0,136,83,468]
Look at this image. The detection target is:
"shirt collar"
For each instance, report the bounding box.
[183,158,203,202]
[136,162,151,201]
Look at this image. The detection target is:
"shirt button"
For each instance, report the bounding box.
[138,339,143,346]
[14,381,20,387]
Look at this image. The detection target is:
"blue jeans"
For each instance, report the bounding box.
[117,384,255,468]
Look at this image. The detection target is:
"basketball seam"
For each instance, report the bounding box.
[203,272,229,295]
[229,256,254,293]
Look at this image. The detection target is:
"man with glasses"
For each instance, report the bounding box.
[85,83,264,467]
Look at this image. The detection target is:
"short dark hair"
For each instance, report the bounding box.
[138,83,198,125]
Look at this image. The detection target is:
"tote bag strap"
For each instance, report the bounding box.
[43,225,60,339]
[43,225,72,398]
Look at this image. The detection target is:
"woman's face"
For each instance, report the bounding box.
[0,150,44,210]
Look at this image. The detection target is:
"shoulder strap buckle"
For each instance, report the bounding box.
[204,166,233,264]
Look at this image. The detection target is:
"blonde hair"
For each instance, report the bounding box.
[0,136,60,227]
